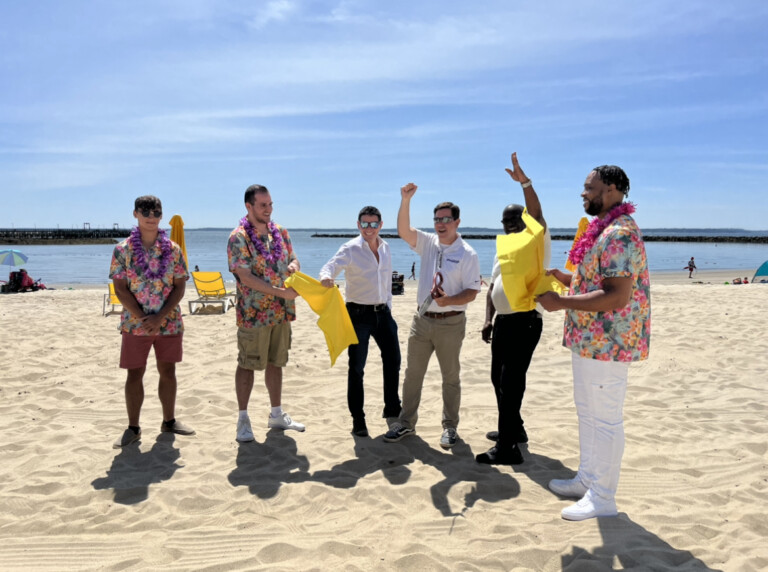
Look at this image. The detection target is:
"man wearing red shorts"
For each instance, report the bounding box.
[109,195,195,448]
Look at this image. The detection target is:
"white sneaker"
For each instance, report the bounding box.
[548,477,588,498]
[268,412,306,432]
[561,490,618,521]
[236,416,255,442]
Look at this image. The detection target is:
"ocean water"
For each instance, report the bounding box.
[3,228,768,286]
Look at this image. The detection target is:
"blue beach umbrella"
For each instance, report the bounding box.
[0,249,29,268]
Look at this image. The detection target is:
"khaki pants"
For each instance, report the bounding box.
[399,312,466,430]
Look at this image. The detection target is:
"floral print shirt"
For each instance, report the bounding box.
[227,223,297,328]
[564,214,651,362]
[109,236,189,335]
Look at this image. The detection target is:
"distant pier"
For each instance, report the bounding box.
[311,232,768,243]
[0,228,131,245]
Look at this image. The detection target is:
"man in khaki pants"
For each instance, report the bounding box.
[384,183,481,449]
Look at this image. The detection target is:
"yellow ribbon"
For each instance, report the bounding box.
[565,217,589,272]
[497,210,565,311]
[284,272,359,366]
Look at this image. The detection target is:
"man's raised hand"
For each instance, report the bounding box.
[505,152,530,184]
[400,182,418,198]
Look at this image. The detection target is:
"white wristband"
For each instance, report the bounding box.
[521,180,532,189]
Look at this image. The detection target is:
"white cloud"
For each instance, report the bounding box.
[248,0,298,29]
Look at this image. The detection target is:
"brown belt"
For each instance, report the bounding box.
[422,310,464,319]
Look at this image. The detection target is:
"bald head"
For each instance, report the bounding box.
[502,204,525,234]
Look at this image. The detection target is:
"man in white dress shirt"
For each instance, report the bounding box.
[320,206,401,437]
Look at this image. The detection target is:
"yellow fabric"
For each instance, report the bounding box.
[284,272,359,366]
[169,214,188,268]
[565,217,589,272]
[108,282,120,304]
[497,210,565,312]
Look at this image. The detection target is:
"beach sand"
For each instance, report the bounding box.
[0,270,766,571]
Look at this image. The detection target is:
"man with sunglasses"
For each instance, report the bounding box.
[475,152,550,466]
[319,206,401,437]
[384,184,481,449]
[109,195,195,448]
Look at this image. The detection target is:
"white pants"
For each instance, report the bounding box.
[572,354,629,501]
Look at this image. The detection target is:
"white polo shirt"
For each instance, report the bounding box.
[413,229,481,313]
[319,235,393,308]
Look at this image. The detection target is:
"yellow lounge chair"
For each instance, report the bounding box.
[189,271,235,314]
[103,283,123,316]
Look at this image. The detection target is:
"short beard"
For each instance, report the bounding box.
[584,197,602,216]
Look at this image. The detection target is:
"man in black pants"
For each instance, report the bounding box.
[477,152,550,465]
[319,206,401,437]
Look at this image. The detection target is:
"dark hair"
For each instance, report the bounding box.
[358,206,381,221]
[434,201,460,219]
[135,195,162,211]
[244,184,270,204]
[592,165,630,195]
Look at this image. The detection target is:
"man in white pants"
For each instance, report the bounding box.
[537,165,651,521]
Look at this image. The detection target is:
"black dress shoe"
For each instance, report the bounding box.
[475,445,524,465]
[485,430,499,441]
[352,419,369,437]
[485,429,528,443]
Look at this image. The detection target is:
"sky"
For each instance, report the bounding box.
[1,0,767,231]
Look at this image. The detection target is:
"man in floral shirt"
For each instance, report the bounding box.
[110,195,195,448]
[537,165,651,521]
[227,184,304,443]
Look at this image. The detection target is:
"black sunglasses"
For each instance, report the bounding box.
[139,209,162,218]
[433,216,454,223]
[359,221,380,229]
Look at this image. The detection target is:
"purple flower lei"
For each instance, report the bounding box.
[568,202,636,266]
[240,217,284,264]
[130,227,173,280]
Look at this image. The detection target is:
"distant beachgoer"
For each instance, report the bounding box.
[319,206,401,437]
[732,277,742,284]
[194,265,200,272]
[537,164,651,521]
[686,257,696,278]
[409,262,416,280]
[743,277,749,284]
[228,184,304,443]
[109,195,195,448]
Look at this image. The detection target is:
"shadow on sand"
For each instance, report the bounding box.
[91,432,181,505]
[313,433,521,518]
[511,445,722,571]
[227,429,311,498]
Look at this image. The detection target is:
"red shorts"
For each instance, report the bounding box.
[120,332,183,370]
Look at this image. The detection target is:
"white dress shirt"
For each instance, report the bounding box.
[319,235,393,308]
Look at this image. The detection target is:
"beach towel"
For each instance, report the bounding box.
[284,271,359,366]
[497,210,565,312]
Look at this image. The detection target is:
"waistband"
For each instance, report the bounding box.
[422,310,464,319]
[496,309,541,319]
[347,302,389,312]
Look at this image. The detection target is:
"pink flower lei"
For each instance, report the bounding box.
[130,227,173,280]
[240,217,284,264]
[568,202,636,266]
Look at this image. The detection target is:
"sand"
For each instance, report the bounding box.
[0,269,766,571]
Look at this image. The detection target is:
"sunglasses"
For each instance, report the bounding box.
[359,221,380,229]
[433,216,454,224]
[139,209,162,218]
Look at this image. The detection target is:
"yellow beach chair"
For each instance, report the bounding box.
[189,271,236,314]
[103,283,123,316]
